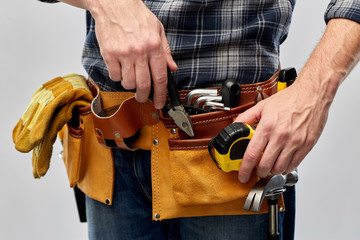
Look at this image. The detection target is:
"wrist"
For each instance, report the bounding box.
[294,18,360,105]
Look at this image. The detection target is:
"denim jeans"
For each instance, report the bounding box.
[86,149,295,240]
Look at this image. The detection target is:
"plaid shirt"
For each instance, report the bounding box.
[40,0,360,91]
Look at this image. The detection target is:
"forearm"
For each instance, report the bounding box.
[236,18,360,182]
[295,18,360,105]
[56,0,87,9]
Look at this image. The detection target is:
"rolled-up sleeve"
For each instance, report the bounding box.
[325,0,360,24]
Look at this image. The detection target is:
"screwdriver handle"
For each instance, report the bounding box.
[220,80,241,107]
[278,67,297,91]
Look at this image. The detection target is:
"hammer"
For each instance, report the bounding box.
[243,171,298,240]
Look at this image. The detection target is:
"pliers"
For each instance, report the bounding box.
[164,69,194,137]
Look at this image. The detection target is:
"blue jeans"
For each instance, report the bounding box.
[86,149,295,240]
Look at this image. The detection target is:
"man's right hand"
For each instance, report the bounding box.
[83,0,177,109]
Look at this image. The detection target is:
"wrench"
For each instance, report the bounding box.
[184,89,218,105]
[194,96,223,108]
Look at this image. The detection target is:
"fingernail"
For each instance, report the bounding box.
[155,103,164,110]
[238,176,248,184]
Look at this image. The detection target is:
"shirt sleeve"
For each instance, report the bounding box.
[325,0,360,24]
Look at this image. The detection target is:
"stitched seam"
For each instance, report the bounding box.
[101,92,134,96]
[170,146,207,150]
[241,76,278,91]
[99,96,132,100]
[193,114,239,125]
[241,80,278,93]
[164,113,242,128]
[155,125,161,218]
[151,125,156,214]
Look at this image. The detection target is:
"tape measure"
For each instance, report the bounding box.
[277,67,297,92]
[208,122,255,172]
[209,68,296,172]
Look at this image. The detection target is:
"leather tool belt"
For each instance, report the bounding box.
[62,71,284,220]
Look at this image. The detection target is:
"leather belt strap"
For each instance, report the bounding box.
[87,71,279,148]
[162,71,279,139]
[175,71,279,107]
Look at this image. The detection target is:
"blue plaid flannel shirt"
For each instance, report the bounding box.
[40,0,360,91]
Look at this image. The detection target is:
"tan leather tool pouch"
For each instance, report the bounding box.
[149,72,284,220]
[62,106,115,205]
[166,105,258,206]
[62,120,83,188]
[64,73,284,217]
[151,103,283,221]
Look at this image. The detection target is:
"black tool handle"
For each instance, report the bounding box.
[220,79,241,107]
[279,67,297,86]
[167,69,182,107]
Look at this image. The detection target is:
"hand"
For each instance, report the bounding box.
[235,18,360,183]
[235,79,331,183]
[85,0,178,109]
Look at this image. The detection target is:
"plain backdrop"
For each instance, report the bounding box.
[1,1,359,239]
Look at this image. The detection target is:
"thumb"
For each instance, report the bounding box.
[160,27,178,71]
[235,101,264,124]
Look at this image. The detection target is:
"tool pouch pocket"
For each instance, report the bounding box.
[150,72,283,220]
[62,106,115,204]
[168,139,258,206]
[164,103,259,206]
[62,121,83,187]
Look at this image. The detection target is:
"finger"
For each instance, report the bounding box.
[134,60,151,103]
[105,58,122,82]
[271,145,296,175]
[235,101,264,124]
[120,63,136,90]
[238,128,268,183]
[149,54,168,109]
[255,139,283,178]
[284,148,307,174]
[160,27,178,71]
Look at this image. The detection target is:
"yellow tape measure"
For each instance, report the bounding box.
[209,68,297,172]
[209,122,255,172]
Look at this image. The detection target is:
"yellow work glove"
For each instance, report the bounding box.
[12,74,93,178]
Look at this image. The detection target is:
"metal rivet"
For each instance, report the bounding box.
[106,199,111,205]
[151,112,158,119]
[153,139,159,145]
[170,129,177,134]
[114,132,121,138]
[154,213,160,220]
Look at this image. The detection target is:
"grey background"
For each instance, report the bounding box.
[1,1,359,239]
